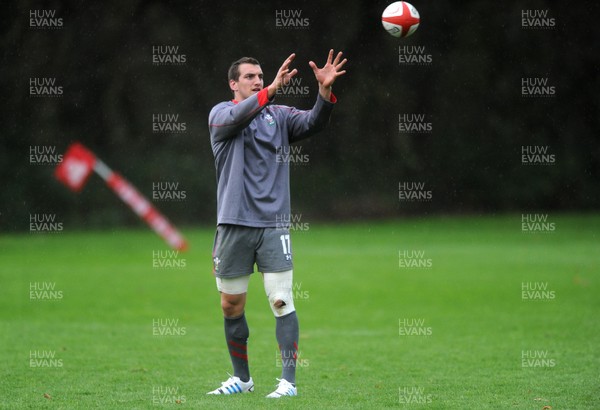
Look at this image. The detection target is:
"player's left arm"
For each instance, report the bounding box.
[309,49,347,101]
[287,50,347,142]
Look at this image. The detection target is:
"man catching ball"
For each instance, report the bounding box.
[207,50,347,398]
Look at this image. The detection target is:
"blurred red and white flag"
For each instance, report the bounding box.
[105,172,188,251]
[54,142,188,251]
[54,142,96,192]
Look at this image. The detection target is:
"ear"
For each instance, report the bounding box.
[229,79,238,92]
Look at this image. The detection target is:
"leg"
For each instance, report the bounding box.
[217,276,251,382]
[220,291,246,318]
[208,225,258,395]
[207,276,255,395]
[255,228,297,397]
[263,270,299,385]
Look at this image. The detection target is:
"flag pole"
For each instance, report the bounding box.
[55,142,188,251]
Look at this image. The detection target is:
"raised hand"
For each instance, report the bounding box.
[309,50,347,99]
[267,53,299,99]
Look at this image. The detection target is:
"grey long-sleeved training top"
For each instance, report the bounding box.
[209,88,336,227]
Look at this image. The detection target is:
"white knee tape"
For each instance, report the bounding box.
[263,270,295,317]
[215,275,250,295]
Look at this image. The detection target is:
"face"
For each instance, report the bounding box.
[230,63,264,101]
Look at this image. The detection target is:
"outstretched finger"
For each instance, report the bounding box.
[280,53,296,71]
[326,49,334,65]
[332,51,344,66]
[283,68,298,86]
[335,58,348,70]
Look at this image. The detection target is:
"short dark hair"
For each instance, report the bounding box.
[228,57,260,81]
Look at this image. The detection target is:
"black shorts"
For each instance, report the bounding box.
[212,224,293,278]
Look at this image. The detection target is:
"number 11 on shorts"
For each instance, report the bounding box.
[280,234,292,259]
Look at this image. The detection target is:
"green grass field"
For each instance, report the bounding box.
[1,214,599,409]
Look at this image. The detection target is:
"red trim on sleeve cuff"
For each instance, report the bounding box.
[330,93,337,103]
[257,88,270,107]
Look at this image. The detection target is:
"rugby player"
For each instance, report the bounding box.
[207,50,347,398]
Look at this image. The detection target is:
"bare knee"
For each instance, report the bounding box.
[273,299,286,309]
[221,293,246,318]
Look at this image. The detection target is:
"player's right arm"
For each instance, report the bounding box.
[267,53,298,99]
[209,89,271,142]
[209,53,299,142]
